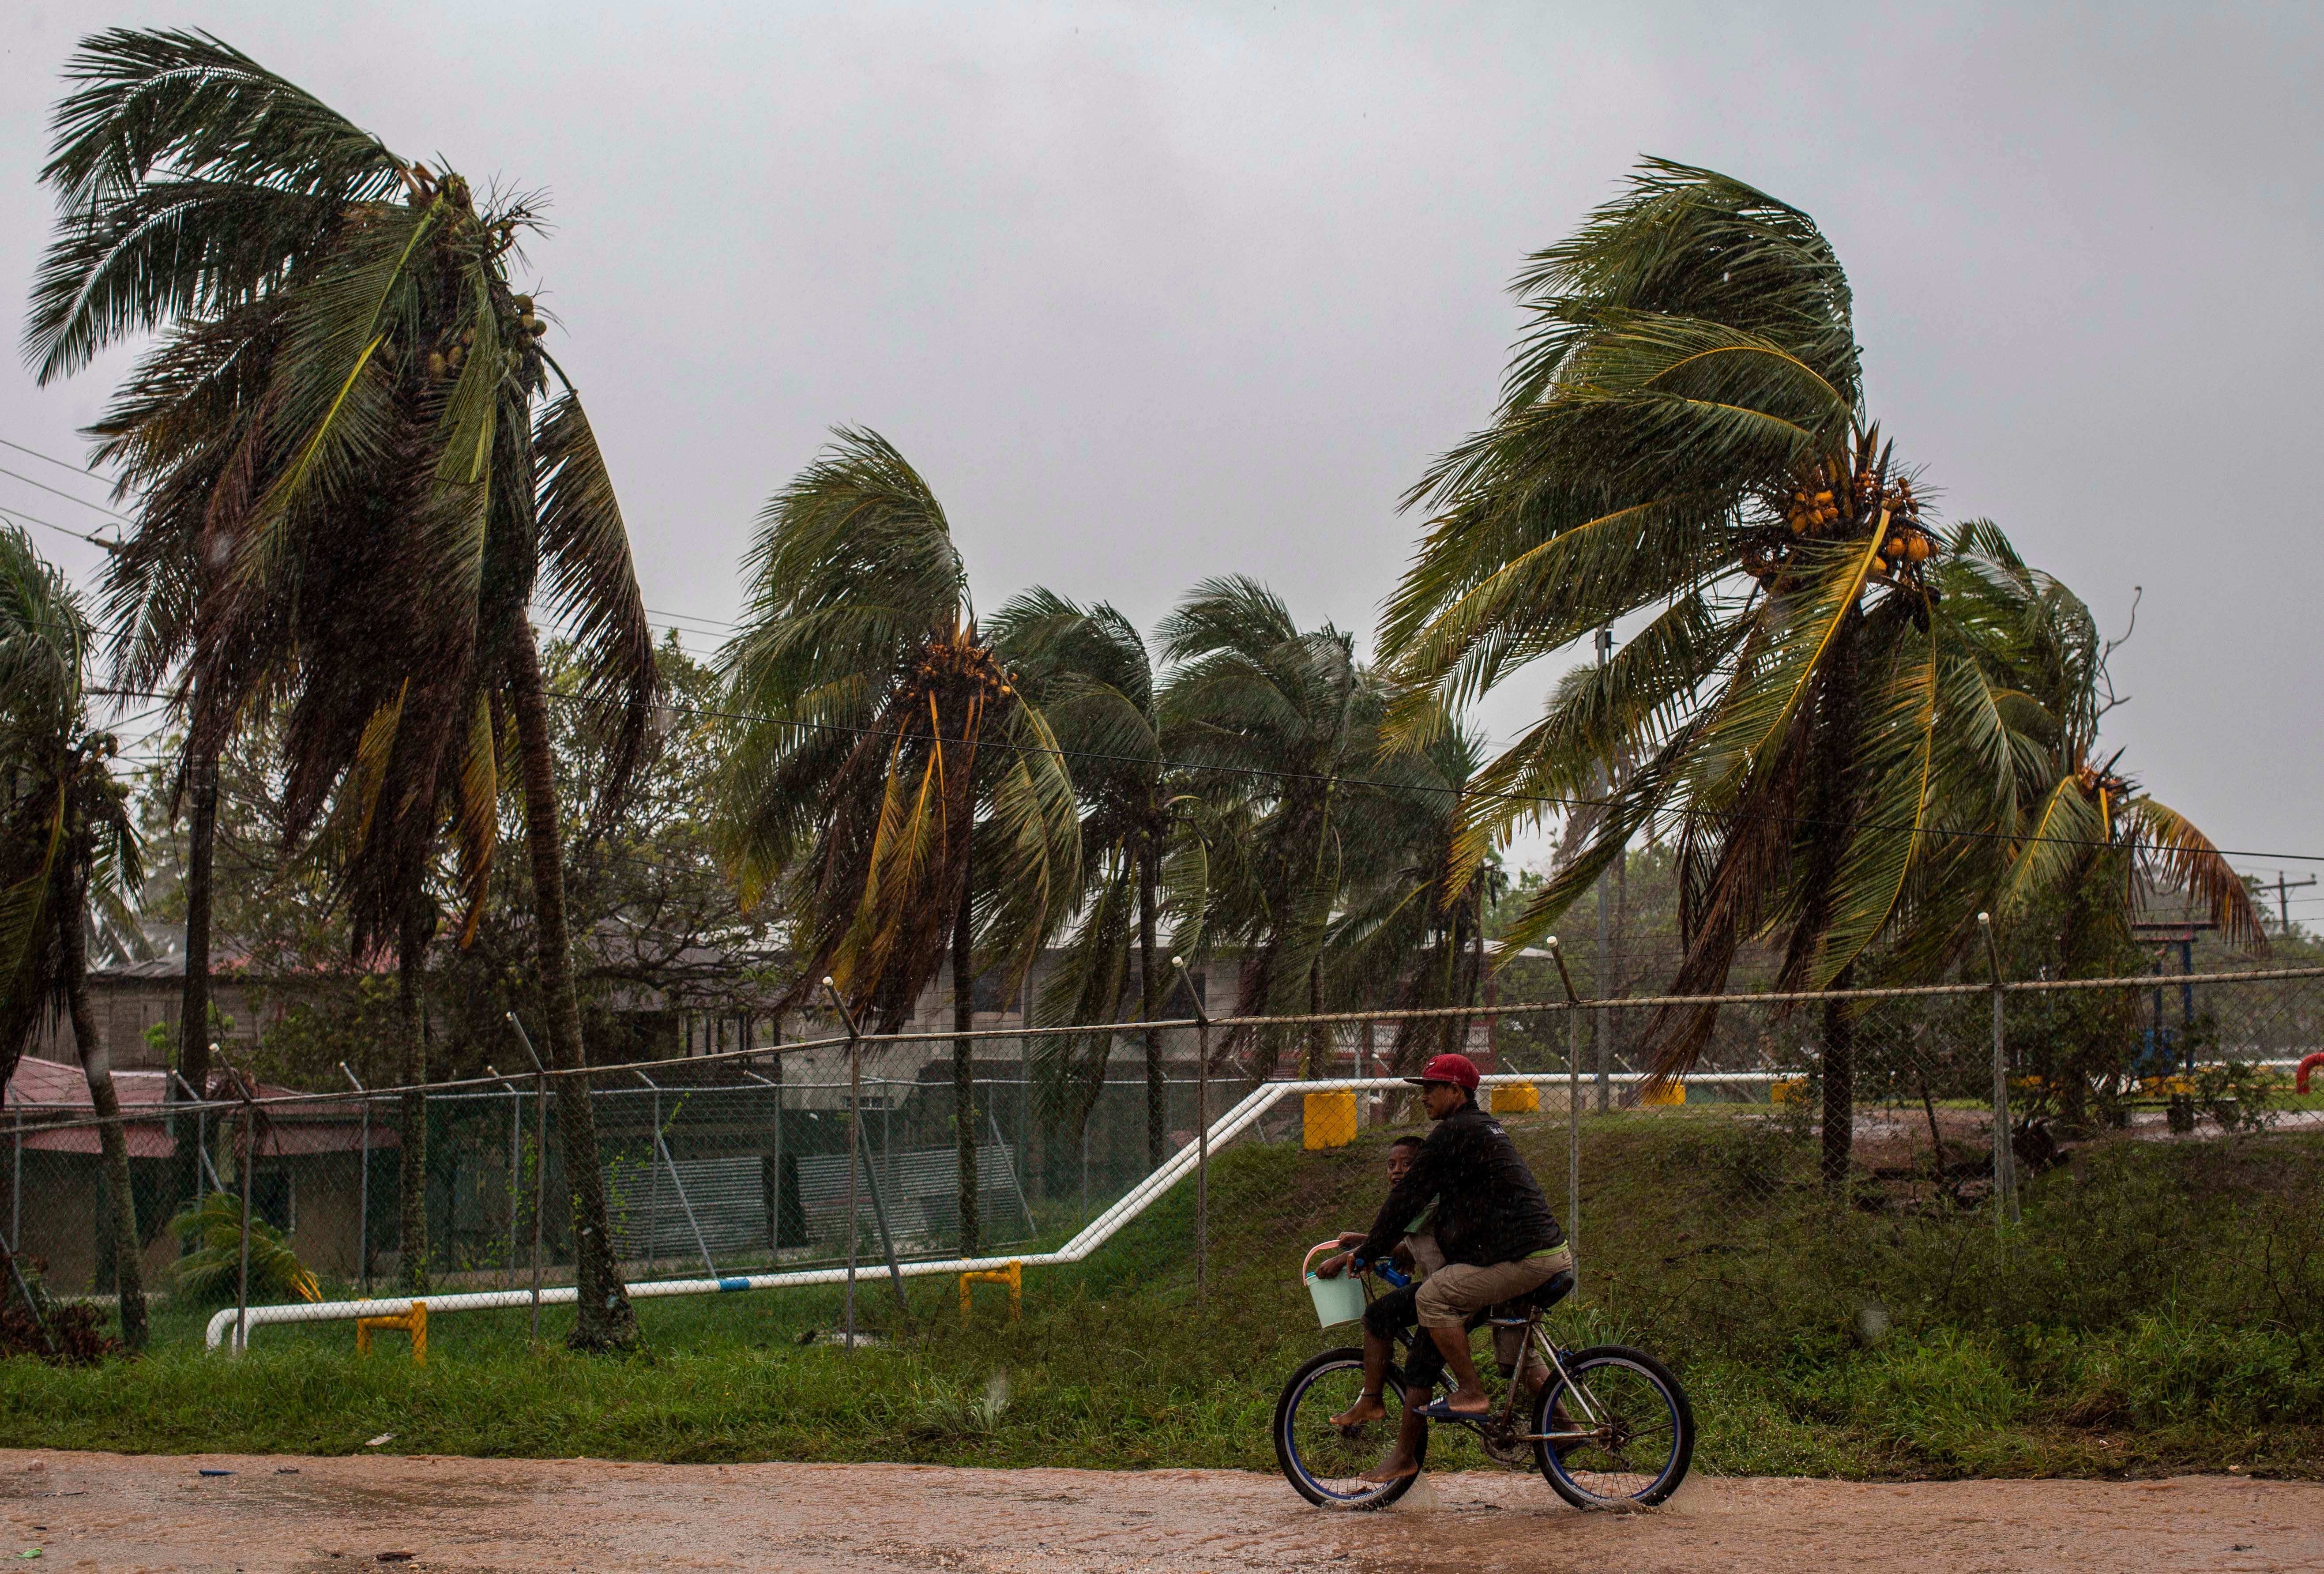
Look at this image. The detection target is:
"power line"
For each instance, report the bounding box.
[0,464,132,523]
[0,502,119,553]
[0,433,148,498]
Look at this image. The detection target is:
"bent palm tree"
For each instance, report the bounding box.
[0,525,148,1347]
[1325,719,1506,1073]
[1160,577,1400,1079]
[29,28,658,1346]
[721,430,1079,1255]
[1945,523,2258,955]
[1381,161,2033,1182]
[990,590,1184,1165]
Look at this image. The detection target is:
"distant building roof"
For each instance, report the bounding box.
[4,1059,382,1156]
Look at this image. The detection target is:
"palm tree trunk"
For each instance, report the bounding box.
[1804,604,1865,1190]
[63,881,146,1349]
[954,859,979,1258]
[1138,835,1164,1170]
[395,898,429,1294]
[172,753,217,1228]
[509,620,636,1351]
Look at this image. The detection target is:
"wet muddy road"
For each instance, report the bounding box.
[2,1449,2318,1572]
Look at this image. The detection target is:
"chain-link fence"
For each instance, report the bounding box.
[4,966,2319,1352]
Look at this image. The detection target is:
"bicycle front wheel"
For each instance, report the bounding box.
[1273,1346,1428,1510]
[1532,1344,1694,1509]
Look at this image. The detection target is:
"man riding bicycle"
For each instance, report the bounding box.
[1320,1052,1572,1481]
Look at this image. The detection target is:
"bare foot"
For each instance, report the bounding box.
[1440,1386,1492,1417]
[1358,1455,1420,1484]
[1328,1394,1388,1428]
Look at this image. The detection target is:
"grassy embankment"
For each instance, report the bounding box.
[4,1109,2320,1477]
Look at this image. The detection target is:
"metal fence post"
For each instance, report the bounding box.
[860,1084,908,1318]
[341,1064,370,1296]
[486,1066,520,1288]
[1979,914,2019,1228]
[634,1069,716,1277]
[506,1014,549,1341]
[1549,939,1583,1291]
[822,978,865,1350]
[1175,959,1209,1308]
[771,1015,785,1255]
[216,1052,257,1355]
[644,1079,662,1275]
[507,1075,521,1286]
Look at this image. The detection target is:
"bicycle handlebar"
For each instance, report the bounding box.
[1301,1238,1412,1290]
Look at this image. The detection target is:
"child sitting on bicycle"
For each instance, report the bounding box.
[1317,1124,1554,1400]
[1319,1055,1569,1480]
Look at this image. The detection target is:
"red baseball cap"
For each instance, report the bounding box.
[1405,1053,1480,1091]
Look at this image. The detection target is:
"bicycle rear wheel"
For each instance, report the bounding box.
[1274,1346,1428,1510]
[1532,1344,1694,1509]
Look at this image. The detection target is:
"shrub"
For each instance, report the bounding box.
[166,1193,320,1306]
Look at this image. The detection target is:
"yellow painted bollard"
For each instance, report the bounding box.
[1770,1078,1808,1105]
[959,1259,1022,1325]
[1489,1082,1539,1114]
[1303,1090,1359,1149]
[355,1299,426,1365]
[1640,1082,1685,1108]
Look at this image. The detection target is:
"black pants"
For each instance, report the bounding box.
[1366,1283,1512,1395]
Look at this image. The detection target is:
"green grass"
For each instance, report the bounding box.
[7,1111,2322,1478]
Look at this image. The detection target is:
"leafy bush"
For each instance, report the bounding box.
[1808,1330,2023,1449]
[2058,1314,2324,1427]
[167,1192,320,1306]
[0,1263,119,1364]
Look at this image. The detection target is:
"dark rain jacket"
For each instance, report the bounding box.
[1356,1100,1564,1269]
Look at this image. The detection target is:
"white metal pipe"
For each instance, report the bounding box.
[202,1068,1772,1349]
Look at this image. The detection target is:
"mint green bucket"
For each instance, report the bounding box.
[1301,1240,1368,1328]
[1306,1269,1366,1328]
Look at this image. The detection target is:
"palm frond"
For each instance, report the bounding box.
[2125,795,2264,949]
[31,26,400,382]
[533,390,658,817]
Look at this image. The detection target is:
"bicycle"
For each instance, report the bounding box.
[1273,1241,1695,1512]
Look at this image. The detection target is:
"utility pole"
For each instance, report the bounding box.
[2268,871,2316,939]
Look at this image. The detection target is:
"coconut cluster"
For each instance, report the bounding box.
[1745,431,1938,594]
[422,295,548,382]
[909,632,1016,712]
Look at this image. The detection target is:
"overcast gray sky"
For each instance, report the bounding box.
[4,3,2320,901]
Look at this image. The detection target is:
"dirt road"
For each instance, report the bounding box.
[2,1449,2318,1573]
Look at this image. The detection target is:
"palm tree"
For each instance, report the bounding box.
[720,430,1079,1257]
[1384,160,2260,1183]
[1380,161,2042,1182]
[27,29,659,1347]
[1325,719,1507,1073]
[1948,523,2258,954]
[1159,577,1401,1079]
[0,525,148,1347]
[989,590,1183,1165]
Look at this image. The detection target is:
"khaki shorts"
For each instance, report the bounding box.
[1414,1247,1573,1332]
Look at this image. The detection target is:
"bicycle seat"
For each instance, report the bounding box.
[1530,1269,1576,1310]
[1485,1269,1576,1324]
